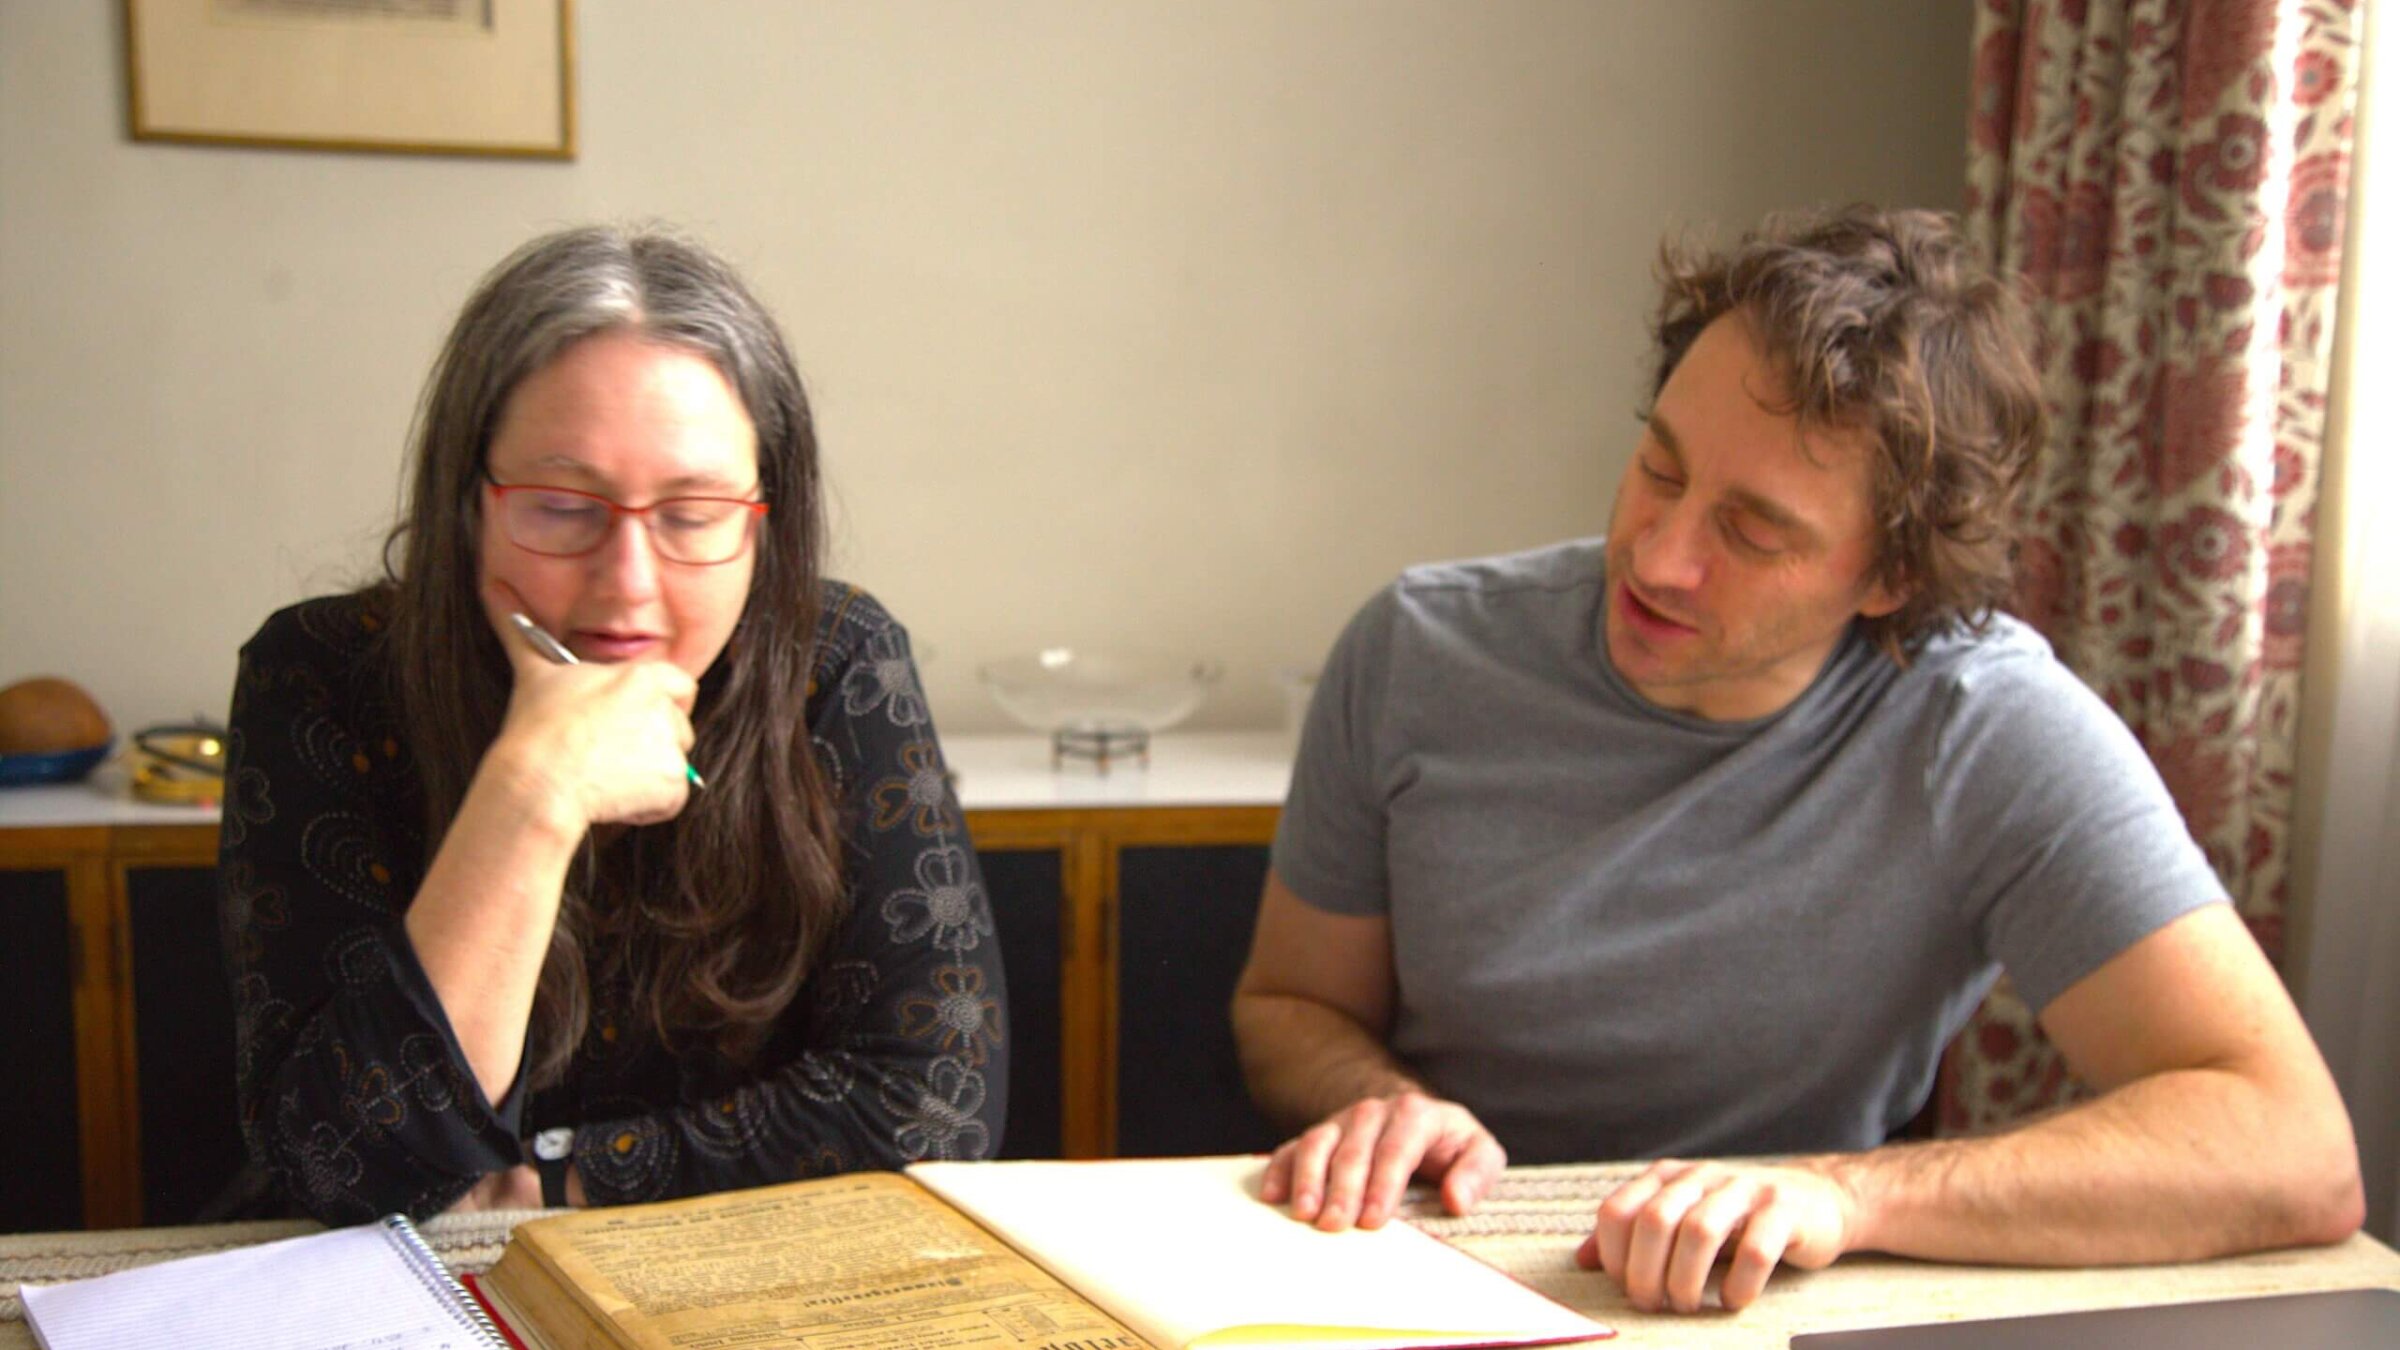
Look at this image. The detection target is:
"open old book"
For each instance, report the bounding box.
[474,1155,1612,1350]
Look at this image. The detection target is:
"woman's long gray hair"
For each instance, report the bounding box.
[381,224,845,1087]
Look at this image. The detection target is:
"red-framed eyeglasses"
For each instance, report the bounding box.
[483,477,769,566]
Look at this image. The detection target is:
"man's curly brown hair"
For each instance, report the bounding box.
[1647,206,2047,661]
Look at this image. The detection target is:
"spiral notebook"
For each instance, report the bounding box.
[19,1213,505,1350]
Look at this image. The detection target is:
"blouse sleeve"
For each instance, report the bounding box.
[220,600,524,1225]
[573,600,1008,1203]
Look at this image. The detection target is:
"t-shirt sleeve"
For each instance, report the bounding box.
[1931,648,2230,1014]
[1271,586,1400,916]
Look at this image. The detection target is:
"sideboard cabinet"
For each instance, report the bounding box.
[0,734,1289,1231]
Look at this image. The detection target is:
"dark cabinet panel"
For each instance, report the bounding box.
[981,848,1064,1160]
[127,866,244,1225]
[0,869,82,1233]
[1114,845,1281,1157]
[9,808,1275,1227]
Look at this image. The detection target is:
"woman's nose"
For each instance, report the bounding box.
[589,512,664,600]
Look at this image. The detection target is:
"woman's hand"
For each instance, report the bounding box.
[444,1164,546,1212]
[444,1162,588,1211]
[483,581,698,833]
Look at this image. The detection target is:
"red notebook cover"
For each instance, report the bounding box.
[458,1273,531,1350]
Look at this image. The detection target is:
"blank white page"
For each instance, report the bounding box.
[21,1221,497,1350]
[910,1156,1611,1350]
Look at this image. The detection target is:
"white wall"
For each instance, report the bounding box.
[0,1,1973,737]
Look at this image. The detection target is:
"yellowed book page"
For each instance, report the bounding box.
[504,1172,1155,1350]
[477,1273,575,1350]
[908,1158,1611,1350]
[481,1250,637,1350]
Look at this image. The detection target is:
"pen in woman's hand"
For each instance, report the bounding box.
[508,612,706,790]
[507,610,579,666]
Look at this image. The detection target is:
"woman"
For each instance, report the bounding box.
[220,225,1005,1223]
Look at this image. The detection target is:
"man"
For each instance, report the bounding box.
[1230,206,2363,1314]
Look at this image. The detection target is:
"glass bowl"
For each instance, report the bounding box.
[978,649,1222,768]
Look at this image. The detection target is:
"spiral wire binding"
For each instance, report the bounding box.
[379,1213,509,1348]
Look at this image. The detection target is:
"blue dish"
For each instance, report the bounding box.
[0,741,112,787]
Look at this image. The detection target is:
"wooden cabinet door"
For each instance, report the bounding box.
[1112,845,1282,1157]
[0,868,84,1232]
[979,847,1066,1159]
[125,865,245,1225]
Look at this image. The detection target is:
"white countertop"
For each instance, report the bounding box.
[0,762,221,829]
[0,734,1294,831]
[941,731,1292,809]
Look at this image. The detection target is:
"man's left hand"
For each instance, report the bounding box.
[1576,1158,1854,1312]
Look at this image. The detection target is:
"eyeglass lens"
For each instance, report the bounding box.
[499,487,758,564]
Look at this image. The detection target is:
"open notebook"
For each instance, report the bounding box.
[19,1213,505,1350]
[913,1157,1606,1350]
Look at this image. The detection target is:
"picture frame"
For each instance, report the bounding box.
[123,0,575,160]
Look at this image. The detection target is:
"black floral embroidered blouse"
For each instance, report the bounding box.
[219,584,1005,1224]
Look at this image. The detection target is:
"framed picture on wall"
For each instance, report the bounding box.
[123,0,575,159]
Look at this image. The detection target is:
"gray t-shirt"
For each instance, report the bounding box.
[1272,537,2225,1162]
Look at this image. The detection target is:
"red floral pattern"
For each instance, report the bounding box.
[1952,0,2360,1135]
[2286,153,2351,286]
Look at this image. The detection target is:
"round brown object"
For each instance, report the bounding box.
[0,677,114,755]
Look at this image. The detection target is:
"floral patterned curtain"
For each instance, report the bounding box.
[1945,0,2364,1132]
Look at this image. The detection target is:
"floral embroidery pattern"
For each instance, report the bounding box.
[580,1117,675,1200]
[898,966,1004,1068]
[291,1117,364,1206]
[793,1143,849,1180]
[300,814,396,913]
[884,1058,991,1162]
[344,1060,407,1132]
[296,705,374,793]
[226,585,1004,1221]
[881,846,994,956]
[840,625,929,728]
[398,1034,464,1114]
[228,971,294,1091]
[327,929,395,990]
[219,729,275,851]
[1955,0,2360,1134]
[690,1089,771,1159]
[793,1049,861,1106]
[219,857,288,969]
[870,740,954,836]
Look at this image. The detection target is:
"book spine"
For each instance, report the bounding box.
[381,1213,510,1350]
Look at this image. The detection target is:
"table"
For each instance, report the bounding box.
[3,1163,2394,1349]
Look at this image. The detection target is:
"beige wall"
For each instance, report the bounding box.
[0,1,1972,737]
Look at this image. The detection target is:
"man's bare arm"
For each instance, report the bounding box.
[1232,870,1506,1229]
[1581,904,2365,1312]
[1830,902,2361,1260]
[1232,871,1409,1122]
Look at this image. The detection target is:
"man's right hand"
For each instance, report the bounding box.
[1259,1090,1506,1231]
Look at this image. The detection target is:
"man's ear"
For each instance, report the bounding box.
[1857,570,1913,620]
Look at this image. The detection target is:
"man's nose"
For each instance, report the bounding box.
[1630,499,1708,593]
